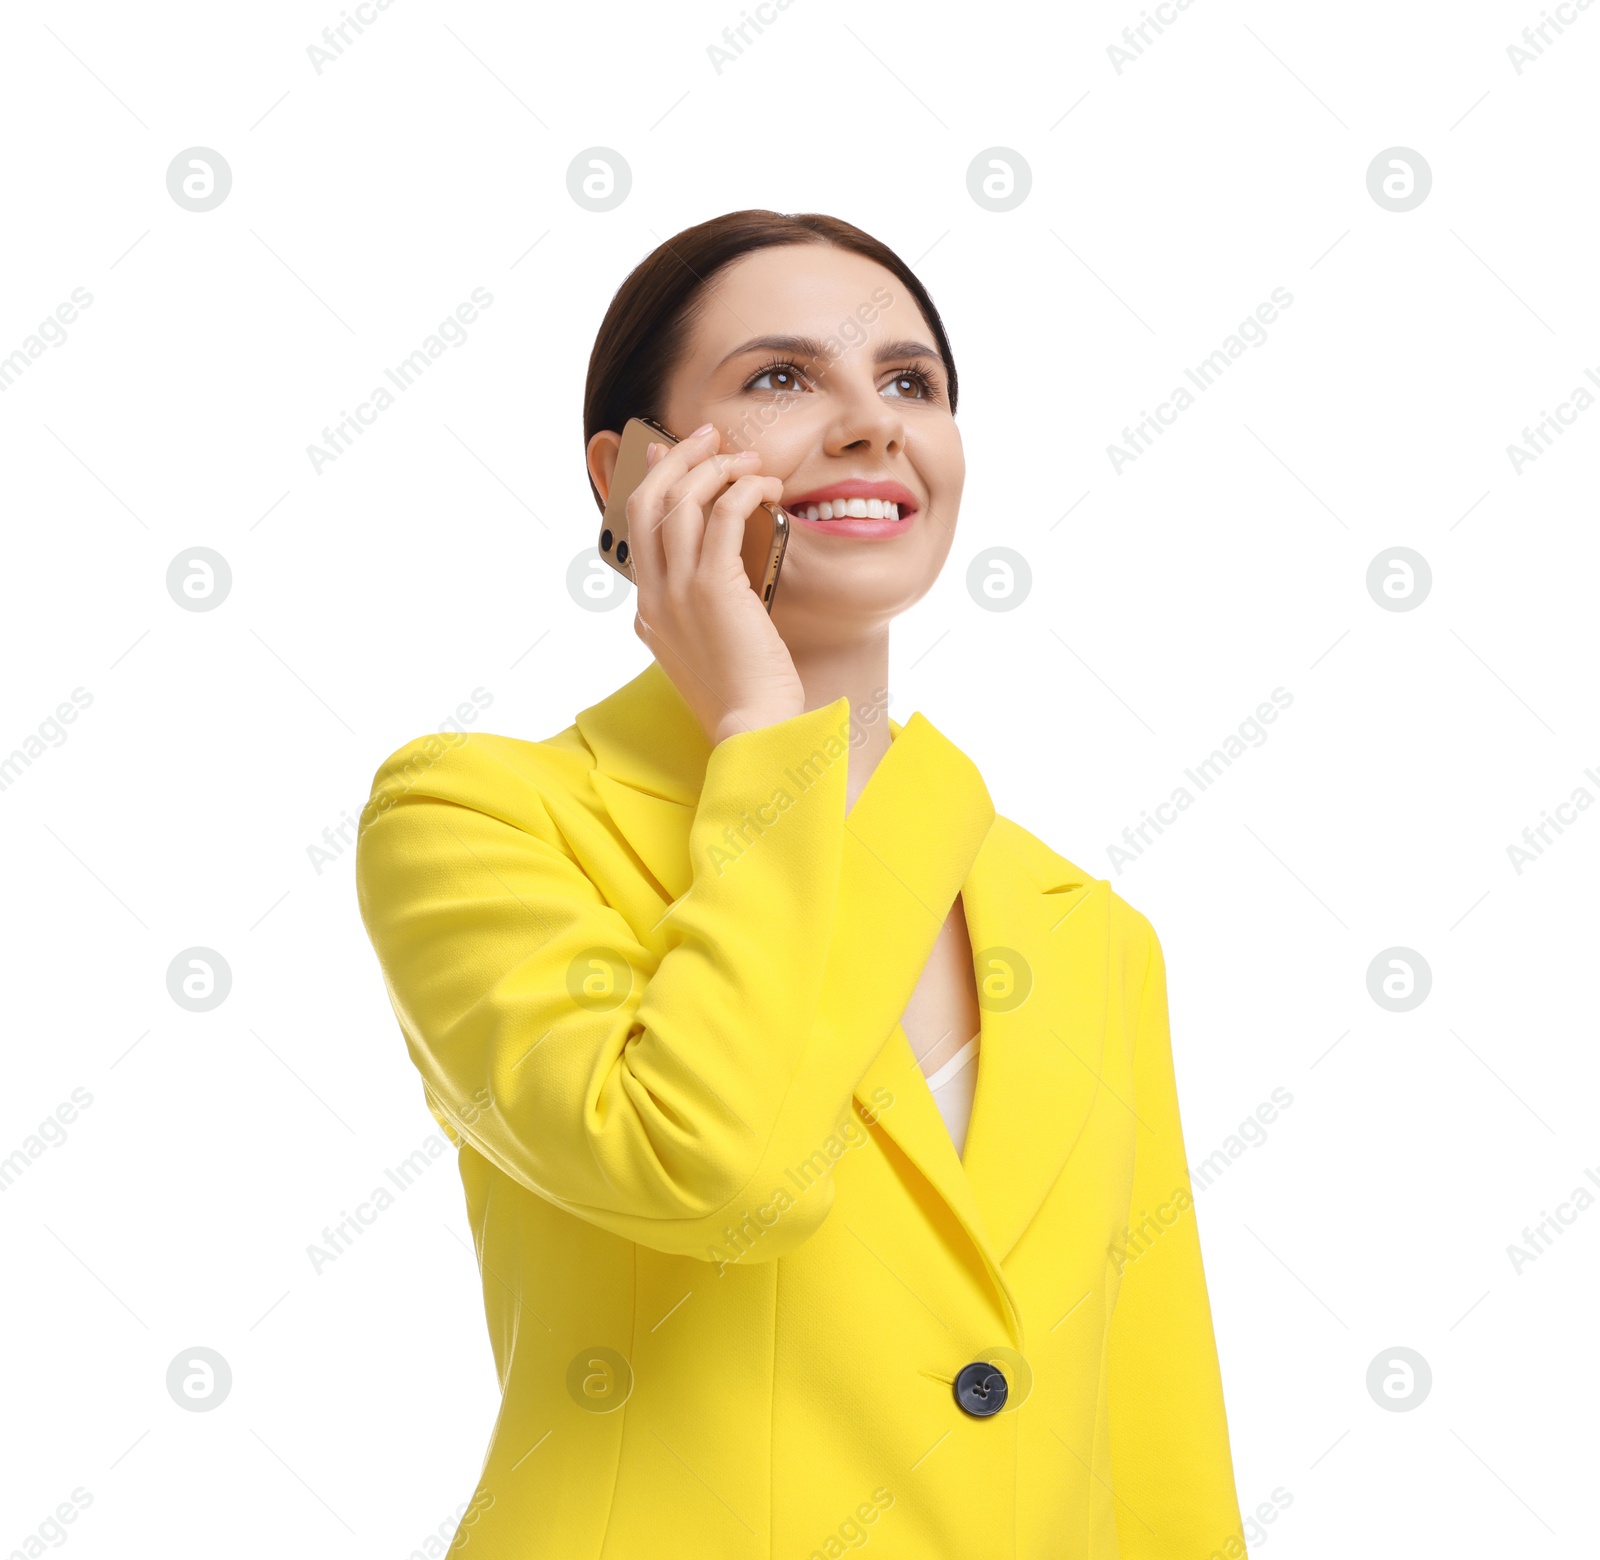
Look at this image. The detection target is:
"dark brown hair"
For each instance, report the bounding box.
[582,209,959,512]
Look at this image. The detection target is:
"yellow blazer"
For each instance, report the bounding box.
[355,662,1246,1559]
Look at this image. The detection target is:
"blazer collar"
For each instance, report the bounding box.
[576,660,736,903]
[575,661,1108,1328]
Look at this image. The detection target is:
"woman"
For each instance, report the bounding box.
[356,211,1247,1559]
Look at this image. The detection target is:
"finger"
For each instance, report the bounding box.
[656,450,761,585]
[635,423,721,508]
[627,425,721,585]
[699,475,786,578]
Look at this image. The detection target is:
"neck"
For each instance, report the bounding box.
[790,628,893,813]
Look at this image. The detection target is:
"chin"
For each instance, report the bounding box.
[774,575,937,639]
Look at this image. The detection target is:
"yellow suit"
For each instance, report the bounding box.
[355,661,1246,1558]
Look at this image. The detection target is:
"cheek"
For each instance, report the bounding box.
[739,413,815,473]
[919,427,964,492]
[921,447,965,526]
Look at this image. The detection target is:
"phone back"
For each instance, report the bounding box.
[598,417,664,584]
[597,416,788,609]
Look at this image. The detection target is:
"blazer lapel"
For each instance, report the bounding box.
[577,662,707,904]
[850,833,1109,1283]
[575,664,1108,1298]
[849,1020,1010,1300]
[957,840,1109,1266]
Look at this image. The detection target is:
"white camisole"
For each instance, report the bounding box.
[923,1033,980,1160]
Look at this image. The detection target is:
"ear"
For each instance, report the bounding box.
[586,429,623,505]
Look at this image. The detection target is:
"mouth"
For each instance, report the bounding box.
[778,479,920,532]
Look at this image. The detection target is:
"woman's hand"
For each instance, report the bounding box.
[626,423,806,748]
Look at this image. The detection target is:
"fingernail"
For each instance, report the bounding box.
[645,442,662,466]
[691,422,715,437]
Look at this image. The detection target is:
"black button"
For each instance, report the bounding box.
[954,1361,1008,1418]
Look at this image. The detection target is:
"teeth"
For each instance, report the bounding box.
[793,499,905,522]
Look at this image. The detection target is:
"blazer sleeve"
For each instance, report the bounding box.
[354,696,993,1266]
[1105,918,1248,1558]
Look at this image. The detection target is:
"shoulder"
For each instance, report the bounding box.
[358,722,597,843]
[989,811,1160,964]
[991,813,1171,1046]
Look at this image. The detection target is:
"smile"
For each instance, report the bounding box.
[778,479,920,535]
[786,497,903,522]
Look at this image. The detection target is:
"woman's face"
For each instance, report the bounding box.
[592,244,964,649]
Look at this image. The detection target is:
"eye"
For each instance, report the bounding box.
[743,358,808,393]
[883,365,937,400]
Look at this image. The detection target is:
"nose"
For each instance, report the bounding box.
[822,375,906,462]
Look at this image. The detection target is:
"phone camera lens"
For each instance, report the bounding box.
[600,528,613,552]
[616,540,630,564]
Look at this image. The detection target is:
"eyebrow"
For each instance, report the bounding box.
[714,334,944,372]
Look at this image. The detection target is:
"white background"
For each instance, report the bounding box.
[2,0,1596,1555]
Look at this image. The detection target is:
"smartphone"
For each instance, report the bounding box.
[597,416,790,612]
